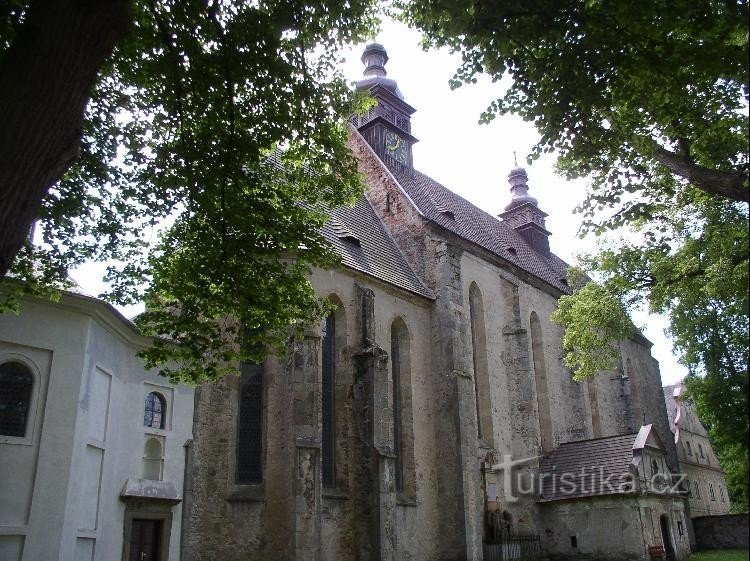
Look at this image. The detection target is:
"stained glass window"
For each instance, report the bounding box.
[236,362,263,484]
[144,392,165,429]
[0,362,33,437]
[391,327,404,493]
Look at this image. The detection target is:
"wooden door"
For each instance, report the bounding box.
[129,519,161,561]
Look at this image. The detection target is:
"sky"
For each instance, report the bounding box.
[71,16,689,386]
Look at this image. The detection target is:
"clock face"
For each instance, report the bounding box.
[384,131,408,164]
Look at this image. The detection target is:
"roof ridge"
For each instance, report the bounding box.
[555,432,639,447]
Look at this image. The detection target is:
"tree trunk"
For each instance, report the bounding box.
[0,0,131,277]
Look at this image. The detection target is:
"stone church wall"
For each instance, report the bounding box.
[184,267,442,561]
[620,338,679,471]
[515,271,591,449]
[185,109,685,561]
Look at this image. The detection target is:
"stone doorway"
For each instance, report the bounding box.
[120,478,180,561]
[660,514,676,561]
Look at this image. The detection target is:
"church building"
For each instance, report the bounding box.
[182,44,692,561]
[0,288,194,561]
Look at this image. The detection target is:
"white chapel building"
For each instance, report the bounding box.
[0,289,194,561]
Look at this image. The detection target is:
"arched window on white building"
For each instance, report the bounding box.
[0,361,33,437]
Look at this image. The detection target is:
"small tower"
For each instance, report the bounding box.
[498,164,552,256]
[350,43,418,172]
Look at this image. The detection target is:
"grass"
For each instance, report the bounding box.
[689,551,749,561]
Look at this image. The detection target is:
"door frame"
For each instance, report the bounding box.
[659,514,676,561]
[122,501,174,561]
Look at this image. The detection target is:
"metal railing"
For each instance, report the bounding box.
[483,534,542,561]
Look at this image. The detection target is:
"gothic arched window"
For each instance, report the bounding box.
[0,361,33,437]
[390,317,415,496]
[321,312,336,488]
[469,283,493,446]
[144,391,166,429]
[237,361,264,484]
[530,312,553,453]
[391,324,404,491]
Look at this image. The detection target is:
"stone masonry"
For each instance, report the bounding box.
[184,44,691,561]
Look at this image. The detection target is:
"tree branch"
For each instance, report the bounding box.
[652,144,749,203]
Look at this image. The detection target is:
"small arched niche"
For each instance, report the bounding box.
[143,437,163,480]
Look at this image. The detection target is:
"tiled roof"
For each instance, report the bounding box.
[322,196,434,300]
[387,165,572,293]
[538,433,637,502]
[264,149,432,299]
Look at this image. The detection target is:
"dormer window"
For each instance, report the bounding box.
[506,247,518,256]
[331,219,361,246]
[433,200,454,220]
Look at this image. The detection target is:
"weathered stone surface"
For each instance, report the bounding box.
[540,495,692,561]
[184,89,692,561]
[693,514,749,550]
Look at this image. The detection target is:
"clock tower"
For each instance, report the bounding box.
[350,43,418,173]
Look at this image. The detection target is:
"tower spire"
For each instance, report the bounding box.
[350,43,418,171]
[355,43,403,99]
[505,165,538,210]
[499,163,551,256]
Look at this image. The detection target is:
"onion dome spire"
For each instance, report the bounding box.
[499,157,551,256]
[355,43,404,100]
